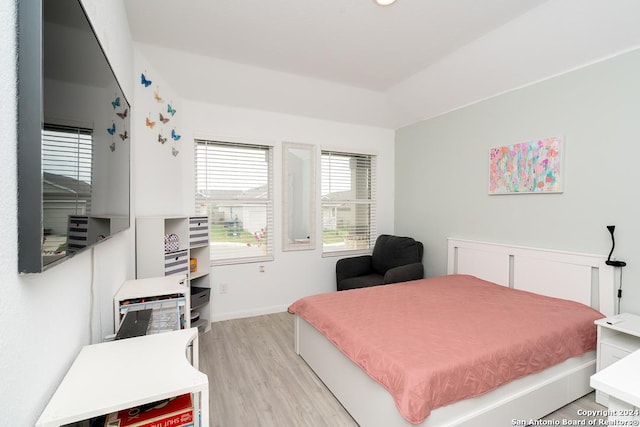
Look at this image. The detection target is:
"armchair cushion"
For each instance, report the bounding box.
[335,255,372,284]
[383,262,424,284]
[338,273,385,291]
[336,234,424,291]
[372,234,424,276]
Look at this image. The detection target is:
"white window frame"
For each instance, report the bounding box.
[194,139,274,265]
[321,150,377,256]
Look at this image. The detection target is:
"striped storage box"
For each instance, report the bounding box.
[67,215,89,253]
[189,216,209,247]
[164,250,189,276]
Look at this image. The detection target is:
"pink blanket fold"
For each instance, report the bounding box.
[289,275,603,425]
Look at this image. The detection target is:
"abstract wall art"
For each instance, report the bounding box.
[488,136,563,195]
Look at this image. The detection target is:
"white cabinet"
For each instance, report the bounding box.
[136,216,211,333]
[594,313,640,406]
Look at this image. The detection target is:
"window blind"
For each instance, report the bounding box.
[321,150,376,254]
[42,125,93,235]
[195,140,274,264]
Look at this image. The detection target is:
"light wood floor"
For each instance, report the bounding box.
[199,312,607,426]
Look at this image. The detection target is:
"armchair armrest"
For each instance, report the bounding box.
[384,262,424,284]
[336,255,373,282]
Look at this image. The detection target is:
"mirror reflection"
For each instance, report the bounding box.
[40,0,131,268]
[283,143,315,251]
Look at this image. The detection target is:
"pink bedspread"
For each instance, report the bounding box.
[288,275,604,425]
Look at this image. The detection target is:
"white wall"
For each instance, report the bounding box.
[0,1,135,424]
[135,44,395,320]
[134,42,394,128]
[395,48,640,315]
[185,102,395,320]
[133,52,186,216]
[385,0,640,128]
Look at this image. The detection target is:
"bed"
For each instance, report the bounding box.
[289,238,616,426]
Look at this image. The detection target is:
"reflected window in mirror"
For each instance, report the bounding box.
[42,125,93,264]
[283,143,316,251]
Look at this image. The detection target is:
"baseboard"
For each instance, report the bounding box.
[210,304,289,322]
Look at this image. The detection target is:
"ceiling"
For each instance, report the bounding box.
[125,0,547,92]
[124,0,640,128]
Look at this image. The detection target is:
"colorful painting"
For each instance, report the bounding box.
[489,136,563,194]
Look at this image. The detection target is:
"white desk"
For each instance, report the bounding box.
[36,328,209,427]
[591,348,640,423]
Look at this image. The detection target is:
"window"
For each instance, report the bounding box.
[41,125,93,240]
[321,150,376,255]
[195,140,274,264]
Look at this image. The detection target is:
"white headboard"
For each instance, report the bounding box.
[447,238,616,317]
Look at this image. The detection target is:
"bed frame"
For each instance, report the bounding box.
[294,238,616,426]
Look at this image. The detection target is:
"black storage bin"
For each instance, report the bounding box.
[191,286,210,309]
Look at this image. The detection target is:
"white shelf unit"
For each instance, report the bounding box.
[114,275,191,332]
[594,313,640,406]
[136,216,211,333]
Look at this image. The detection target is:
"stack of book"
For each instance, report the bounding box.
[104,393,194,427]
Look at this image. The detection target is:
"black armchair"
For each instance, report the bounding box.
[336,234,424,291]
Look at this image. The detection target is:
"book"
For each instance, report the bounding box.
[104,393,193,427]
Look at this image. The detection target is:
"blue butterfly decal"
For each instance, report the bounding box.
[167,104,177,116]
[112,97,120,109]
[107,123,116,135]
[140,73,152,87]
[171,129,181,141]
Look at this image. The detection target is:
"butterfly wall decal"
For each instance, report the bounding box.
[107,123,116,135]
[158,133,167,144]
[145,117,156,129]
[140,73,152,87]
[117,108,128,119]
[109,142,116,152]
[171,129,181,141]
[154,90,164,103]
[119,130,128,141]
[167,104,176,116]
[172,147,179,157]
[112,96,120,109]
[159,113,170,124]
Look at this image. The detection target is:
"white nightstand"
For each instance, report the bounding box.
[594,313,640,406]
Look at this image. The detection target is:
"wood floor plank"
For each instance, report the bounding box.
[199,312,607,426]
[200,312,358,426]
